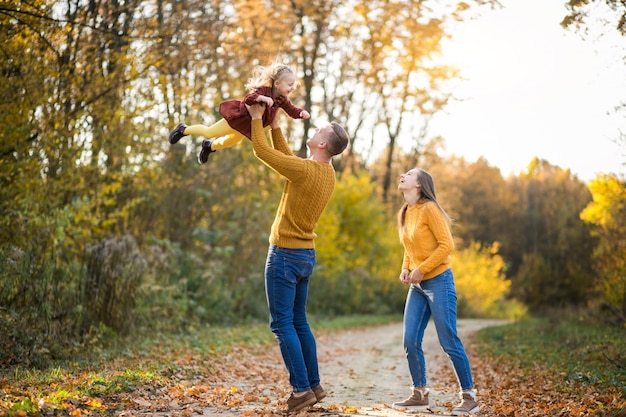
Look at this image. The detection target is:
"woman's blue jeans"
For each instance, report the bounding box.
[403,268,474,391]
[265,245,320,392]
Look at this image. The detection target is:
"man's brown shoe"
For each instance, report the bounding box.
[312,384,326,402]
[286,389,317,413]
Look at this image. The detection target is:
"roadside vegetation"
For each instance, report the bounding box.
[473,311,626,416]
[1,313,624,416]
[0,315,397,416]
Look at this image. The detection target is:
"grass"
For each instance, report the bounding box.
[0,322,274,416]
[2,312,623,416]
[0,315,400,416]
[475,313,626,395]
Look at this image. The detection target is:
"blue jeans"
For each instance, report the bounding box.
[402,268,474,391]
[265,245,320,392]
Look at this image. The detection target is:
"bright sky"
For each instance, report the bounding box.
[430,0,626,182]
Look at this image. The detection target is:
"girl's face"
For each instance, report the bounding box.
[274,73,296,96]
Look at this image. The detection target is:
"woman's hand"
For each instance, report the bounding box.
[300,110,310,119]
[408,269,424,284]
[400,269,410,283]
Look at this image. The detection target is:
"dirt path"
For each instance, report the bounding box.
[198,319,506,416]
[313,319,505,416]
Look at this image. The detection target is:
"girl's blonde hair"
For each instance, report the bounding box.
[244,63,299,93]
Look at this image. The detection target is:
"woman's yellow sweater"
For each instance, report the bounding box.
[401,201,454,280]
[250,119,336,249]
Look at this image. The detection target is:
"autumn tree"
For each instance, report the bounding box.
[313,173,405,315]
[0,0,158,361]
[0,0,50,242]
[561,0,626,36]
[315,0,460,200]
[453,241,526,319]
[432,156,519,249]
[580,174,626,325]
[0,0,521,365]
[429,155,597,314]
[505,158,595,310]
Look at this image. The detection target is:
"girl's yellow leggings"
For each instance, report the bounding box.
[183,118,244,150]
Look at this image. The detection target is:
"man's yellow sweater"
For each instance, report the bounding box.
[401,201,454,281]
[250,119,336,249]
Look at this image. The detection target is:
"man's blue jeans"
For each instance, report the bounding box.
[265,245,320,392]
[403,268,474,391]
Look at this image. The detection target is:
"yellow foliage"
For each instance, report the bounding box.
[86,398,102,408]
[453,242,522,318]
[581,174,626,231]
[580,174,626,315]
[316,173,402,282]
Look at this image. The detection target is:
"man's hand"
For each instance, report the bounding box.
[246,103,265,120]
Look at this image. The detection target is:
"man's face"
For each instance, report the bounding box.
[307,125,332,150]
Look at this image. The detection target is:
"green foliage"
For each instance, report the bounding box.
[0,207,81,367]
[2,365,161,415]
[82,235,146,335]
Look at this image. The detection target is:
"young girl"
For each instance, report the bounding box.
[168,63,310,164]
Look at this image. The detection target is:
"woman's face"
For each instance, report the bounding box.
[274,73,296,96]
[398,169,420,191]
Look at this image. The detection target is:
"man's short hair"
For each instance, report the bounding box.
[328,122,350,156]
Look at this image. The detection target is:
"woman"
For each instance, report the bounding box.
[392,168,479,416]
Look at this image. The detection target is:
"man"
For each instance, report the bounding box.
[246,103,349,413]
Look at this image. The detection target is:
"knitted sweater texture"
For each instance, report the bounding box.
[250,119,335,249]
[401,201,454,281]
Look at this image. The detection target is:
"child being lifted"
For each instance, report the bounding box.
[168,62,310,164]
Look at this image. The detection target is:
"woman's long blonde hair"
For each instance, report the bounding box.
[397,168,451,238]
[244,63,299,93]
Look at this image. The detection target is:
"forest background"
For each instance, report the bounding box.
[1,0,625,368]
